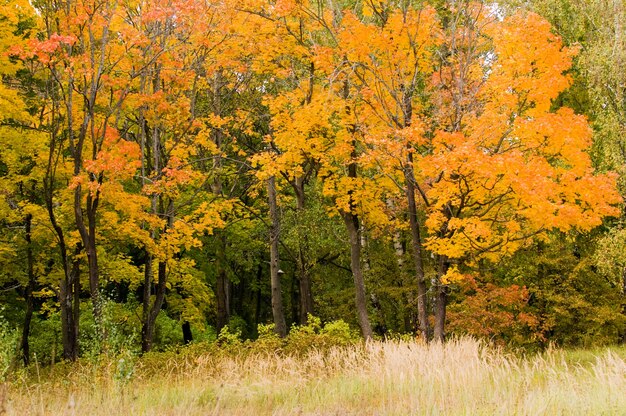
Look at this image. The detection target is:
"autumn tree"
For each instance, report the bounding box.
[418,4,619,340]
[0,0,71,362]
[248,2,382,338]
[325,3,442,339]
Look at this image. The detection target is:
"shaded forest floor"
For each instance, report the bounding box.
[4,338,626,415]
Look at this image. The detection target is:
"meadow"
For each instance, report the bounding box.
[3,338,626,415]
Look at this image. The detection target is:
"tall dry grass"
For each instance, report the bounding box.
[4,338,626,415]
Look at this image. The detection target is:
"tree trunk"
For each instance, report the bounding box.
[182,321,193,344]
[59,248,80,361]
[87,197,102,339]
[20,215,35,366]
[74,185,103,341]
[141,252,154,352]
[268,176,287,337]
[215,234,230,332]
[343,211,373,340]
[433,256,449,343]
[293,177,313,324]
[290,272,300,325]
[45,120,80,361]
[255,264,262,326]
[621,266,626,344]
[340,95,373,339]
[299,266,314,324]
[404,157,430,340]
[142,259,168,353]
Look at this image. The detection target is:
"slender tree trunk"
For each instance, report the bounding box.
[343,211,373,340]
[404,157,430,340]
[216,270,230,331]
[142,259,168,352]
[48,187,79,360]
[72,255,80,357]
[20,215,35,366]
[298,265,314,324]
[84,193,103,339]
[293,178,313,324]
[141,197,172,352]
[268,175,287,337]
[433,256,449,343]
[620,267,626,345]
[59,248,80,361]
[141,252,154,352]
[391,224,416,333]
[215,233,230,332]
[46,82,79,361]
[340,86,373,338]
[210,85,232,331]
[290,272,299,325]
[140,64,169,352]
[255,264,262,326]
[141,211,172,352]
[182,321,193,344]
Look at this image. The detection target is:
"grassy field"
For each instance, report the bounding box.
[3,338,626,415]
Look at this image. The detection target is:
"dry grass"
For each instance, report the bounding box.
[4,338,626,415]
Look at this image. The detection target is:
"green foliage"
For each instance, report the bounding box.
[27,313,61,365]
[216,325,243,347]
[0,313,18,381]
[284,315,359,353]
[595,226,626,289]
[80,299,140,359]
[254,323,283,350]
[495,234,625,347]
[113,350,135,386]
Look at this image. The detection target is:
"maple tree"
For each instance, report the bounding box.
[419,5,619,340]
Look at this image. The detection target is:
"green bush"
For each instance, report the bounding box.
[0,314,18,381]
[216,325,242,347]
[284,315,360,353]
[253,323,284,351]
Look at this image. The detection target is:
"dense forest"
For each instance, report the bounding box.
[1,0,625,368]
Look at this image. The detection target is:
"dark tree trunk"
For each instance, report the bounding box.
[268,175,287,337]
[339,87,373,339]
[341,110,373,339]
[57,240,80,362]
[343,211,373,340]
[215,234,230,332]
[87,195,102,334]
[141,252,154,351]
[141,206,172,353]
[182,321,193,344]
[621,267,626,344]
[433,256,449,343]
[290,271,300,325]
[20,215,35,366]
[404,156,430,340]
[72,256,80,356]
[74,185,103,341]
[44,121,79,361]
[292,177,313,324]
[142,259,168,353]
[59,248,80,361]
[255,264,262,326]
[398,77,431,340]
[298,266,314,324]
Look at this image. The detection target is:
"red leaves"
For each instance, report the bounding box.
[15,34,77,64]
